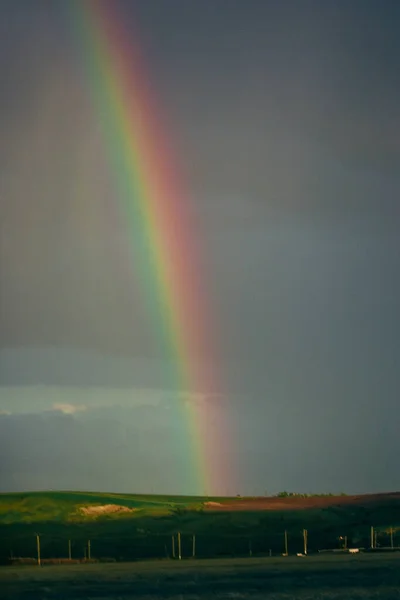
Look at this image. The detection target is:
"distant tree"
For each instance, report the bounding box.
[275,491,346,498]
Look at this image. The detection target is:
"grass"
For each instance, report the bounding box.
[1,491,400,564]
[0,490,216,523]
[2,554,400,599]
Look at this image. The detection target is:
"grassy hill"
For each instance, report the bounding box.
[0,490,210,524]
[1,491,400,563]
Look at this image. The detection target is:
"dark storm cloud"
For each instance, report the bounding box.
[0,408,188,495]
[131,0,400,216]
[1,401,399,496]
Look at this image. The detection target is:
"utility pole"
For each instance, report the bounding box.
[172,535,176,558]
[370,526,374,549]
[390,527,394,549]
[192,534,196,558]
[177,532,182,560]
[68,540,72,560]
[36,534,41,567]
[284,530,288,556]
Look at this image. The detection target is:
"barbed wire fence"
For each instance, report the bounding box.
[1,526,399,565]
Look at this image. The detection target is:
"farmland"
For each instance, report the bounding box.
[3,554,400,599]
[1,490,400,564]
[2,491,400,598]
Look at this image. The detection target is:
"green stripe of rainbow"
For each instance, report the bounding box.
[66,0,230,495]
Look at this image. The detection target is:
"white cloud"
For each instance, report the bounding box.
[0,385,234,416]
[52,403,87,415]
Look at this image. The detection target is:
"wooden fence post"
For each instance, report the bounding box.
[36,534,41,567]
[303,529,308,555]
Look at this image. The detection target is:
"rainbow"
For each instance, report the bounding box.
[66,0,230,495]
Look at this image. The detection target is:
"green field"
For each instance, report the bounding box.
[0,490,212,524]
[2,554,400,599]
[1,491,400,564]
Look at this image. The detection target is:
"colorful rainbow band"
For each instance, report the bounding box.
[66,0,231,496]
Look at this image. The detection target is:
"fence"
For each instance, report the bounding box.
[2,527,399,565]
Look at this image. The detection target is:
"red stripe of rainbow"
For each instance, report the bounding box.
[66,0,231,495]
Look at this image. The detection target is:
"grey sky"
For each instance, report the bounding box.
[0,0,399,495]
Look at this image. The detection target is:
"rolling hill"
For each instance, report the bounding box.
[1,491,400,563]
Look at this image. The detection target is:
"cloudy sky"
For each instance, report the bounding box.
[0,0,399,496]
